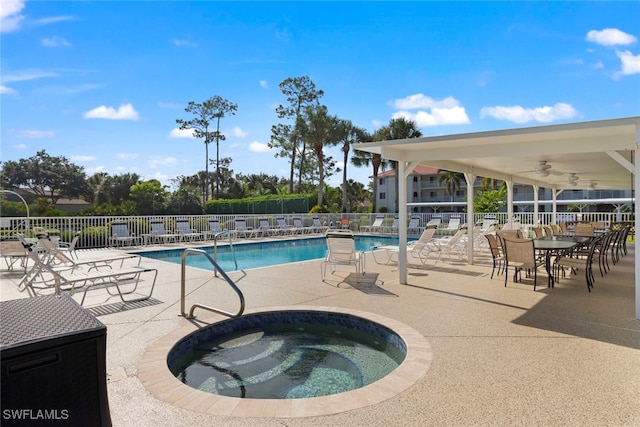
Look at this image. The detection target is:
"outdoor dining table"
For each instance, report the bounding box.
[533,236,590,288]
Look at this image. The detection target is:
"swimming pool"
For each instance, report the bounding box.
[137,235,403,272]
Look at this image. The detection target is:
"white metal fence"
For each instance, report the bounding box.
[0,211,633,249]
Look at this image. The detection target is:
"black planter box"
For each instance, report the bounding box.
[1,295,111,426]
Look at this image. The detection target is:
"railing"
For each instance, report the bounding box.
[212,231,237,276]
[0,212,633,248]
[180,248,245,319]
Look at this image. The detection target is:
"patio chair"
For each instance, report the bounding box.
[203,219,226,240]
[292,217,311,234]
[234,218,255,238]
[426,217,442,229]
[176,219,203,242]
[321,231,364,283]
[257,218,276,237]
[407,215,424,236]
[554,235,603,292]
[0,240,28,273]
[372,227,439,266]
[54,231,81,259]
[433,228,467,261]
[311,216,328,234]
[484,233,505,279]
[574,223,595,237]
[502,237,544,290]
[148,220,180,244]
[110,221,142,247]
[361,215,385,233]
[383,216,399,234]
[446,216,461,231]
[20,243,156,305]
[276,217,295,235]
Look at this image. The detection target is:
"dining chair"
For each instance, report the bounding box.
[502,237,544,290]
[554,235,603,292]
[484,233,505,279]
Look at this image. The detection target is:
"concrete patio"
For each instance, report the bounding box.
[1,238,638,426]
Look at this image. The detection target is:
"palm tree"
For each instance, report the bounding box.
[336,119,367,212]
[437,170,465,204]
[380,118,423,212]
[351,130,388,213]
[300,105,339,207]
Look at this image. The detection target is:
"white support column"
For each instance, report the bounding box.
[464,172,476,264]
[552,188,558,224]
[506,180,514,226]
[635,129,640,319]
[398,161,408,285]
[533,185,539,226]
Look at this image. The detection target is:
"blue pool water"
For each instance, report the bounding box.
[137,235,402,272]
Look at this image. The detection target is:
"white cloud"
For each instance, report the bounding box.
[149,156,178,168]
[615,50,640,76]
[42,36,71,47]
[249,141,271,153]
[1,85,16,94]
[259,80,268,88]
[116,153,139,160]
[173,39,198,47]
[480,102,579,123]
[33,16,77,26]
[2,69,58,83]
[0,0,25,33]
[168,127,196,138]
[71,155,96,162]
[231,126,249,138]
[14,129,55,138]
[586,28,637,46]
[389,94,471,127]
[83,103,139,120]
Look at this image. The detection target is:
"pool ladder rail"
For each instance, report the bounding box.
[180,232,244,319]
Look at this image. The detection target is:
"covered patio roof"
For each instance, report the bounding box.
[354,116,640,318]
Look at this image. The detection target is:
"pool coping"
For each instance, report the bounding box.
[138,305,433,418]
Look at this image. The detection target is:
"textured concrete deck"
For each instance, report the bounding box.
[1,238,638,426]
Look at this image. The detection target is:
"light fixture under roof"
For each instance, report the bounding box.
[589,181,597,190]
[566,173,579,184]
[535,161,552,176]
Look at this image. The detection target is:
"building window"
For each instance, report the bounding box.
[379,178,385,185]
[380,193,386,200]
[413,176,418,182]
[430,191,436,197]
[413,192,418,198]
[430,176,436,182]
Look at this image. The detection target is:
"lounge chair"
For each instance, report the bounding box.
[372,228,440,266]
[292,217,311,234]
[383,216,399,234]
[432,228,467,261]
[311,216,328,234]
[20,243,156,305]
[110,221,142,247]
[234,218,255,238]
[147,220,180,244]
[276,217,295,235]
[321,231,364,283]
[407,215,424,236]
[0,240,28,272]
[176,219,203,242]
[361,215,385,233]
[203,219,226,240]
[257,218,276,237]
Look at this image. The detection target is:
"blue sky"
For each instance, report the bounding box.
[1,1,639,190]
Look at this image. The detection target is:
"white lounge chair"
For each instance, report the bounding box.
[361,215,385,233]
[257,218,276,237]
[311,216,328,234]
[234,218,255,238]
[407,215,424,236]
[110,221,142,247]
[372,228,440,266]
[0,240,28,272]
[176,219,203,242]
[292,217,311,234]
[20,243,156,305]
[276,217,295,235]
[383,216,399,234]
[203,219,226,240]
[321,231,365,283]
[148,220,180,244]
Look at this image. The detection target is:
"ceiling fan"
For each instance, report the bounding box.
[534,161,552,177]
[566,173,579,186]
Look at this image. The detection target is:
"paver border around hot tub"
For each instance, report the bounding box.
[139,306,433,418]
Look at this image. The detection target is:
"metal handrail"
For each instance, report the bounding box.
[180,248,245,319]
[212,231,237,276]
